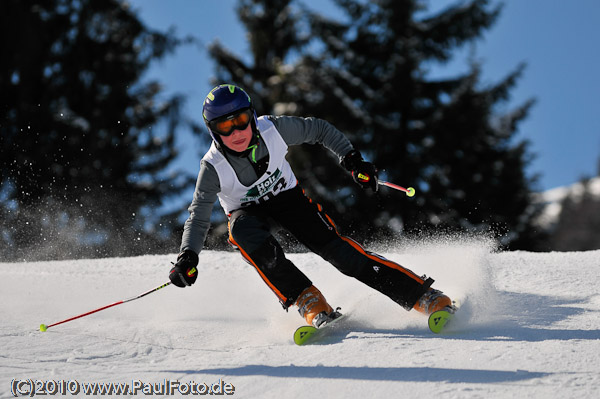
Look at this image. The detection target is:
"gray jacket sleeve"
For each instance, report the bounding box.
[180,159,220,254]
[267,115,354,161]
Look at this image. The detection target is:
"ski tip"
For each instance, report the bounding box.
[293,311,346,345]
[428,308,454,334]
[294,325,318,345]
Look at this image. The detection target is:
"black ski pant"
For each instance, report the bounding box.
[227,185,432,310]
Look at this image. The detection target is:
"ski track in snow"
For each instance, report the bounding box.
[1,237,599,398]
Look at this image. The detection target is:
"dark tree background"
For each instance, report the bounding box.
[207,0,545,250]
[0,0,193,261]
[1,0,552,262]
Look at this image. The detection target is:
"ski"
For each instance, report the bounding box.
[293,303,458,343]
[428,306,457,334]
[293,311,344,345]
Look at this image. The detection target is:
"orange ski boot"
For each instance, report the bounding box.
[413,288,453,315]
[295,285,335,328]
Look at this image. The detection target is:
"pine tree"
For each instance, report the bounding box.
[208,0,308,111]
[0,0,192,261]
[206,0,543,249]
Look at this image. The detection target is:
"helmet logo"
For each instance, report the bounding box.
[207,84,237,102]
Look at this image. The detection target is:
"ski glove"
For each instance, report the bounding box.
[169,249,199,288]
[341,150,378,191]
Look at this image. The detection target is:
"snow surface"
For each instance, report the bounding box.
[2,237,600,398]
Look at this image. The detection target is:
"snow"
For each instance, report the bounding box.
[534,176,600,229]
[2,237,600,398]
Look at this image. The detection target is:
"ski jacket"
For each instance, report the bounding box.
[180,115,354,254]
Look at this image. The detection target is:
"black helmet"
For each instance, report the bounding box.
[202,84,258,142]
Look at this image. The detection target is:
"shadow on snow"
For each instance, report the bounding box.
[169,365,547,383]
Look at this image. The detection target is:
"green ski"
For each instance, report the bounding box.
[294,325,320,345]
[293,313,344,345]
[428,306,456,334]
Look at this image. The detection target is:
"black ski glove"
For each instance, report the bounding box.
[341,150,378,191]
[169,249,199,288]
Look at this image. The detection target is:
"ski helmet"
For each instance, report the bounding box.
[202,84,258,142]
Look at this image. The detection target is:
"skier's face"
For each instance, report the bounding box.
[220,123,253,152]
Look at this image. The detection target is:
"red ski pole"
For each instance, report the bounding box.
[378,180,416,197]
[40,281,171,332]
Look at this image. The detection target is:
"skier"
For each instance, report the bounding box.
[169,84,452,328]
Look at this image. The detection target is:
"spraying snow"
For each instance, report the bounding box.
[1,236,599,398]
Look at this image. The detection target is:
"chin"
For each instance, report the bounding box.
[232,143,248,152]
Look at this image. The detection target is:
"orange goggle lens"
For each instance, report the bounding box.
[211,109,252,136]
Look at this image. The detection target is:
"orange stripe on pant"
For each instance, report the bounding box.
[340,234,425,285]
[228,228,289,305]
[311,198,425,286]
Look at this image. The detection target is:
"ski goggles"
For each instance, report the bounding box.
[209,108,253,136]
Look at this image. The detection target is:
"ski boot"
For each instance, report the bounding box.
[413,288,454,315]
[295,285,340,328]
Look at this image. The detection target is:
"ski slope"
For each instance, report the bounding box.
[2,237,599,398]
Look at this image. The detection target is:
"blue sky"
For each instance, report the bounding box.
[129,0,600,195]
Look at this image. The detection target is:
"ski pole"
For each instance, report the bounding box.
[39,281,171,332]
[378,180,416,197]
